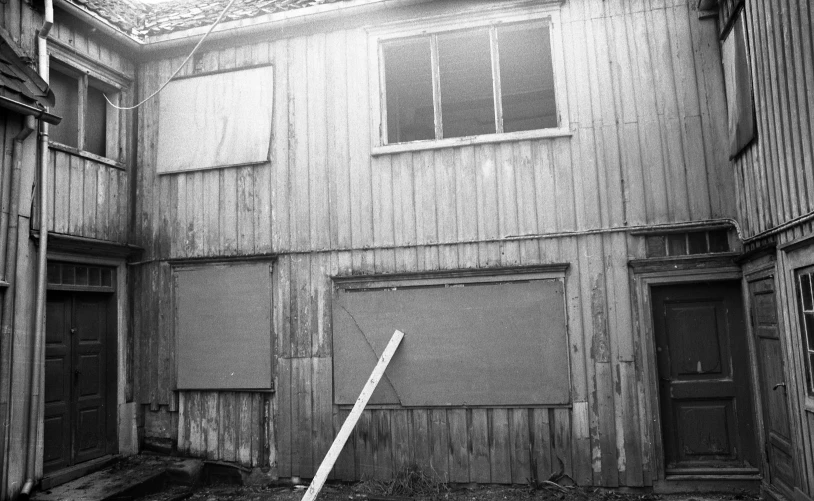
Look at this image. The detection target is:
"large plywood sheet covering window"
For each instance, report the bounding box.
[332,279,569,406]
[721,15,755,158]
[157,66,273,173]
[176,263,272,390]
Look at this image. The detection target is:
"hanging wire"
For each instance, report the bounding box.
[105,0,240,111]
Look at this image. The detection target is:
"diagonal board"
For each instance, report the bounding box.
[332,280,570,406]
[302,330,404,501]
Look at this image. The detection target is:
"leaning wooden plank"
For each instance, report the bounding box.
[302,330,404,501]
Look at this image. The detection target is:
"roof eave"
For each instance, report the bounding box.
[141,0,434,54]
[54,0,144,51]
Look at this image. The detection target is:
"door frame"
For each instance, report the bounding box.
[41,252,136,477]
[778,236,814,499]
[632,261,759,488]
[742,260,779,489]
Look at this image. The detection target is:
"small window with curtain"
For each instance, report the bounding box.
[49,62,120,160]
[380,18,564,146]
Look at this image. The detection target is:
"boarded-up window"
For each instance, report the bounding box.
[332,276,570,406]
[157,66,273,174]
[176,263,272,390]
[721,13,755,157]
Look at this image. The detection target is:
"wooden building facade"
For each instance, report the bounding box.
[0,0,136,498]
[712,0,814,500]
[132,0,752,492]
[0,0,812,499]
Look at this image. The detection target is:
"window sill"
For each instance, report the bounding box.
[48,142,125,170]
[371,127,573,156]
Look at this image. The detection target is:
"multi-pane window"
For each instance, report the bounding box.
[49,64,116,159]
[645,229,731,258]
[798,267,814,395]
[381,20,559,144]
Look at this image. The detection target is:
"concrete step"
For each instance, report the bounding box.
[32,457,203,501]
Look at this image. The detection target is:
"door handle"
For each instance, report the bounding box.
[773,381,786,391]
[74,369,81,380]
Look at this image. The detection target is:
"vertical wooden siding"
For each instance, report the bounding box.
[133,0,733,487]
[177,392,272,468]
[135,0,731,262]
[734,0,814,239]
[45,151,130,244]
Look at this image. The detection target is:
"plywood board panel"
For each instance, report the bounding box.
[156,66,273,173]
[176,263,272,389]
[333,280,569,406]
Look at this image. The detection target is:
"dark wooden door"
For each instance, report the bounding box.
[44,291,115,474]
[652,282,757,473]
[749,276,796,498]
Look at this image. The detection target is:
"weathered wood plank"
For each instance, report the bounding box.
[469,409,490,483]
[510,409,531,484]
[277,358,292,477]
[293,358,314,477]
[489,409,511,484]
[429,409,449,482]
[238,393,253,466]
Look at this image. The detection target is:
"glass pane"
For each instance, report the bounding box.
[438,29,495,139]
[85,85,108,157]
[801,273,813,311]
[383,38,435,143]
[646,236,665,257]
[47,262,61,285]
[667,234,686,256]
[49,69,79,147]
[499,23,558,132]
[805,313,814,350]
[687,231,707,254]
[708,230,730,252]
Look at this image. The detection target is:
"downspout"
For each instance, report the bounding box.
[20,1,52,496]
[0,115,34,498]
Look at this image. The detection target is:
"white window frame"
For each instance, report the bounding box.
[369,3,571,156]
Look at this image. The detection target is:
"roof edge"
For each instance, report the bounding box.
[141,0,425,50]
[54,0,144,49]
[53,0,437,56]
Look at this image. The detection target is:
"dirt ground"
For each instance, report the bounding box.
[165,482,760,501]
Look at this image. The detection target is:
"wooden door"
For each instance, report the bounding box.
[44,291,115,474]
[652,282,757,473]
[749,275,796,498]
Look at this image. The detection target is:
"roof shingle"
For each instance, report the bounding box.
[67,0,350,40]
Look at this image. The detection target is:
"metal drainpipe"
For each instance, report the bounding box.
[20,2,53,496]
[0,115,34,498]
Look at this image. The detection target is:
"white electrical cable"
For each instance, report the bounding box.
[105,0,239,111]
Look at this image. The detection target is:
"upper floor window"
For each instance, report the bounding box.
[49,62,119,160]
[721,12,755,158]
[380,19,563,146]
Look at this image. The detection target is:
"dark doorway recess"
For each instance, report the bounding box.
[44,288,117,474]
[652,281,758,474]
[748,275,797,498]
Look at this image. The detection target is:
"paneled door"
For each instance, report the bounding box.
[749,275,796,499]
[44,291,116,474]
[652,282,757,473]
